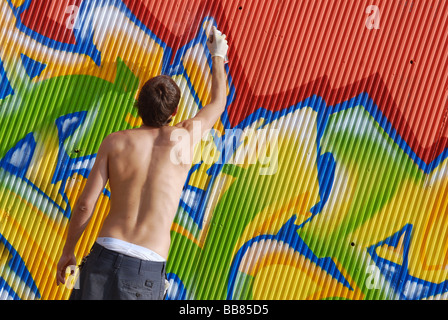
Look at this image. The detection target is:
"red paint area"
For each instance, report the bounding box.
[20,0,82,44]
[122,0,448,164]
[21,0,448,164]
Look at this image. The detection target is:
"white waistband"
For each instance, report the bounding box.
[96,237,166,262]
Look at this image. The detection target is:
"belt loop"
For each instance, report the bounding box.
[138,260,144,275]
[91,242,102,259]
[114,254,124,269]
[97,243,104,256]
[161,262,165,275]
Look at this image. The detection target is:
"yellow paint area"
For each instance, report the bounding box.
[420,176,448,271]
[249,242,363,300]
[0,186,68,300]
[374,233,405,266]
[31,135,69,207]
[260,108,320,209]
[350,159,448,284]
[225,107,321,261]
[0,167,111,300]
[94,28,163,87]
[10,0,26,7]
[182,43,212,107]
[234,192,311,255]
[125,112,143,128]
[302,162,358,238]
[0,240,11,268]
[171,222,201,247]
[170,75,201,125]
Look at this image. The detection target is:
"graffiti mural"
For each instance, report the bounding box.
[0,0,447,300]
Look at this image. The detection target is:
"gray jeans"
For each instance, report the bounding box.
[69,242,166,300]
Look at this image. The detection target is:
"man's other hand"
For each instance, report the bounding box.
[56,253,76,286]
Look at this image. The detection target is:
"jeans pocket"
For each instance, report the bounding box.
[119,278,154,300]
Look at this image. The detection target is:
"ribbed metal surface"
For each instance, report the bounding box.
[0,0,447,300]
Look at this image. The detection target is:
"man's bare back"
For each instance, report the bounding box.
[98,125,192,260]
[56,26,228,295]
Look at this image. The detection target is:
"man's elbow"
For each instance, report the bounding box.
[75,200,96,214]
[214,95,227,112]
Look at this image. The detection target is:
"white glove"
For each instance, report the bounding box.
[207,26,228,60]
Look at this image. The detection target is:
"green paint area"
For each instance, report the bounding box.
[0,58,139,162]
[166,105,427,300]
[300,106,424,299]
[169,120,321,299]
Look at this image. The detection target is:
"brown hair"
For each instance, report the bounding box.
[134,75,180,127]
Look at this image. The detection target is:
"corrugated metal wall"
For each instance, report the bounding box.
[0,0,447,300]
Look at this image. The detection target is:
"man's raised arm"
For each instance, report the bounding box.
[177,26,229,141]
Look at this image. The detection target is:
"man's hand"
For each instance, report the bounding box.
[56,252,76,286]
[207,26,228,60]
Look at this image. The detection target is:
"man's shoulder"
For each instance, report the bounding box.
[102,130,127,149]
[104,131,122,142]
[173,119,196,132]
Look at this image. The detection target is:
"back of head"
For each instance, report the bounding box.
[134,75,181,127]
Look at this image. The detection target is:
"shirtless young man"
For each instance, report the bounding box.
[56,26,228,300]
